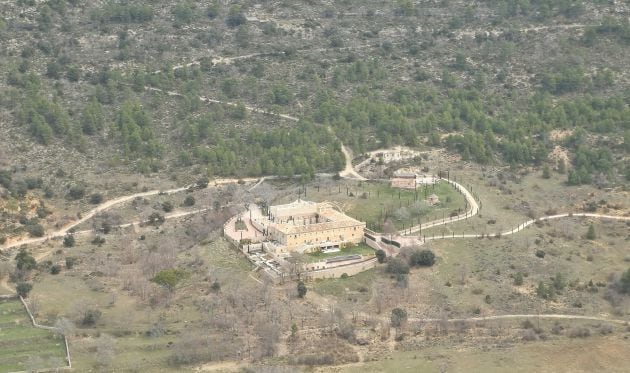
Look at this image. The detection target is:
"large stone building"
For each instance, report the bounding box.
[264,200,366,254]
[225,200,376,282]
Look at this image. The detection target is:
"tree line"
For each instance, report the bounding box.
[312,83,629,185]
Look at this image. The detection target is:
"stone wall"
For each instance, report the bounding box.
[303,257,378,280]
[281,224,364,250]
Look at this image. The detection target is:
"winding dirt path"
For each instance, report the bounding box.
[404,178,479,235]
[1,178,259,251]
[145,86,300,122]
[339,144,367,180]
[2,70,627,329]
[413,212,630,244]
[408,313,629,325]
[200,96,299,121]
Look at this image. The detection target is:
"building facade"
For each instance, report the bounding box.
[265,200,366,253]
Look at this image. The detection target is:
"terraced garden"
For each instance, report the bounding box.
[0,299,66,372]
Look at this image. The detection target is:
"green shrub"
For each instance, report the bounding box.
[16,282,33,298]
[152,268,189,291]
[89,193,103,204]
[66,185,85,200]
[26,222,45,237]
[63,234,75,247]
[15,249,37,270]
[375,249,386,263]
[65,257,76,269]
[390,308,408,327]
[183,195,195,206]
[386,258,409,274]
[297,280,307,298]
[162,201,174,212]
[81,309,102,326]
[409,250,435,267]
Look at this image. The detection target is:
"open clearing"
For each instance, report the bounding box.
[271,179,466,231]
[336,336,630,373]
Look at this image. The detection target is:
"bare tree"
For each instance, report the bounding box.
[240,284,263,325]
[382,218,398,237]
[101,257,120,277]
[372,280,392,314]
[379,320,390,341]
[341,298,361,324]
[92,213,122,234]
[95,334,116,368]
[319,307,344,334]
[457,264,468,285]
[285,252,307,279]
[27,295,41,318]
[253,183,277,203]
[255,319,280,358]
[438,313,449,335]
[54,317,76,337]
[120,242,140,265]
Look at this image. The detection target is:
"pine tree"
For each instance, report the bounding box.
[297,281,307,298]
[586,224,596,240]
[542,165,551,179]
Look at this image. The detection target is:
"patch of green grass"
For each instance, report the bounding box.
[350,181,465,230]
[306,243,375,263]
[0,299,66,372]
[343,350,438,372]
[70,334,192,372]
[197,236,254,272]
[277,180,466,232]
[408,217,630,318]
[312,268,377,298]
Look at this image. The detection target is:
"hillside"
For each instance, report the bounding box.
[0,1,629,372]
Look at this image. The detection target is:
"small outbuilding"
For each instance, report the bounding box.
[426,194,440,206]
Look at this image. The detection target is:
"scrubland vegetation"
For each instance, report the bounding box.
[0,0,629,371]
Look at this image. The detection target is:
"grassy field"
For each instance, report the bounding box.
[195,235,254,272]
[417,165,627,237]
[306,243,375,263]
[339,336,630,373]
[402,216,630,319]
[0,299,66,372]
[272,180,466,232]
[312,268,378,299]
[70,333,193,373]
